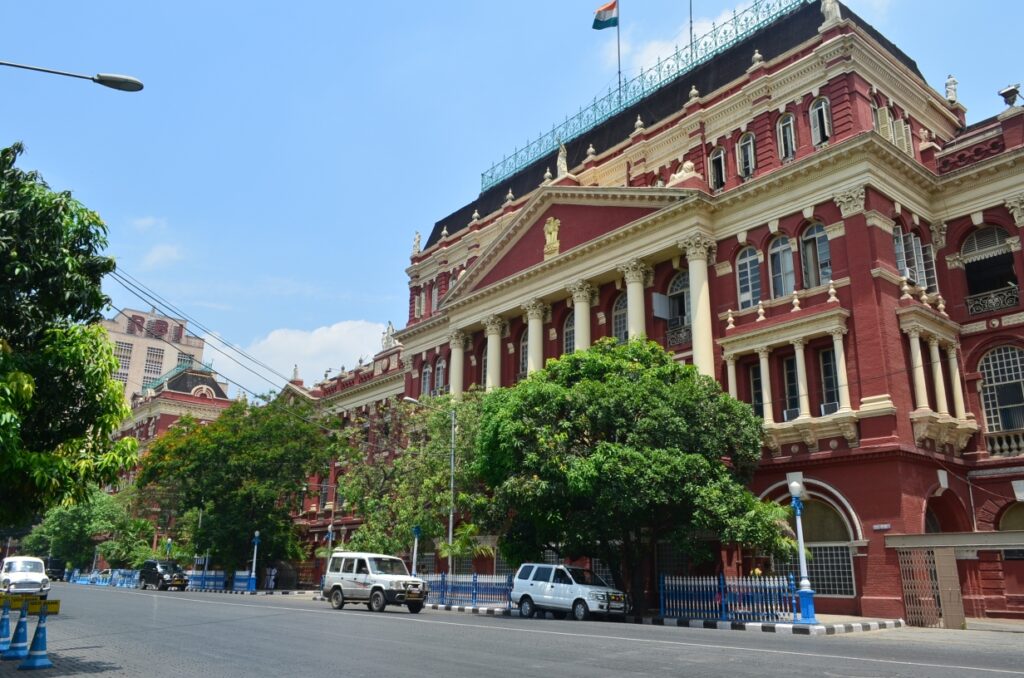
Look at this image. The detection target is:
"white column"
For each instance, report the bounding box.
[946,343,967,420]
[725,354,738,398]
[928,337,949,415]
[830,328,852,412]
[568,280,594,351]
[792,339,811,419]
[484,315,504,391]
[619,260,649,340]
[680,234,717,377]
[906,328,930,411]
[523,300,546,374]
[449,330,465,401]
[758,347,774,423]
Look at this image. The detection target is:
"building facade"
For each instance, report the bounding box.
[296,0,1024,618]
[102,308,207,402]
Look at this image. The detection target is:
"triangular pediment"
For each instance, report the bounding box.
[444,186,687,306]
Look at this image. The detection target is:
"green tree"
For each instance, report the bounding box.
[137,399,332,576]
[340,393,487,565]
[21,486,124,570]
[0,142,137,526]
[474,338,793,608]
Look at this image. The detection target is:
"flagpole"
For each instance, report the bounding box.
[616,0,622,103]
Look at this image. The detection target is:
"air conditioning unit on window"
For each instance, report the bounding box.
[783,407,801,422]
[820,401,840,416]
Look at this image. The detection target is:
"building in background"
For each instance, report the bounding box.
[291,0,1024,620]
[102,308,207,402]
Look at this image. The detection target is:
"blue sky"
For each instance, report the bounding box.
[4,1,1020,397]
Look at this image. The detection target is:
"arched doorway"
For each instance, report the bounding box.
[774,498,856,597]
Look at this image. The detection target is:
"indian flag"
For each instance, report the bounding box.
[592,0,618,30]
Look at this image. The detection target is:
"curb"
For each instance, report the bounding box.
[419,603,903,636]
[183,588,314,596]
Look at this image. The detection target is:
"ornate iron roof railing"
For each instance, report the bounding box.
[480,0,810,191]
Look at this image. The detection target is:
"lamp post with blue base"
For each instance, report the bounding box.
[248,531,260,593]
[789,479,819,624]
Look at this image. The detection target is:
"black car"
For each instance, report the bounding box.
[45,558,66,583]
[138,560,189,590]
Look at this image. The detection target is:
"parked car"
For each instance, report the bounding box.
[44,558,66,583]
[322,550,427,613]
[510,563,626,621]
[1,556,51,599]
[138,560,188,590]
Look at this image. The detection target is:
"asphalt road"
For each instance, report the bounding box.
[1,583,1021,677]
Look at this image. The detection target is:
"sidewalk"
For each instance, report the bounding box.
[966,617,1024,633]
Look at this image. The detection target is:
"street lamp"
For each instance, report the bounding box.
[0,60,143,91]
[248,530,260,593]
[404,396,456,575]
[788,479,818,624]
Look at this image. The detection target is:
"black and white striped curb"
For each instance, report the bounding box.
[184,588,314,596]
[419,604,903,635]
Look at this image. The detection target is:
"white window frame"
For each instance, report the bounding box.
[737,133,756,178]
[709,147,726,190]
[518,333,529,378]
[769,237,796,299]
[810,98,832,146]
[980,346,1024,433]
[667,271,691,327]
[777,113,796,160]
[612,294,628,343]
[801,223,831,289]
[563,311,575,355]
[421,363,432,397]
[434,359,447,394]
[736,246,761,310]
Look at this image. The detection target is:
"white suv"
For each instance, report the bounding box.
[1,556,51,599]
[511,563,626,621]
[322,551,428,613]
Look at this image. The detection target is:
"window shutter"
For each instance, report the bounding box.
[810,106,822,145]
[894,118,911,155]
[877,107,893,143]
[910,233,925,286]
[922,244,939,293]
[894,230,907,274]
[822,102,832,140]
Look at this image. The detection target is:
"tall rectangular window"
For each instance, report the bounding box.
[113,342,133,384]
[144,347,164,383]
[177,352,195,367]
[820,348,839,412]
[749,364,764,418]
[783,356,799,412]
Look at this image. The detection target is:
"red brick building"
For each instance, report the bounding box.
[295,0,1024,619]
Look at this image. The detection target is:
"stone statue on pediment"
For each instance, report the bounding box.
[556,142,569,177]
[412,231,421,255]
[821,0,840,23]
[543,217,561,260]
[945,74,958,103]
[382,321,397,349]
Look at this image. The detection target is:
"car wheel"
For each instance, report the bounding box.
[518,597,535,618]
[572,600,589,621]
[330,588,345,610]
[407,602,423,614]
[552,611,567,620]
[370,590,387,612]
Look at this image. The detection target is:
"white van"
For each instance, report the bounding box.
[322,551,427,613]
[510,563,626,620]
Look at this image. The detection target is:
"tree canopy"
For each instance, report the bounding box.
[0,142,137,526]
[474,338,792,602]
[137,399,333,574]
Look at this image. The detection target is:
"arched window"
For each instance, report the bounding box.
[769,237,795,298]
[563,311,575,355]
[1000,502,1024,530]
[801,223,831,288]
[709,147,726,190]
[612,294,628,343]
[962,226,1018,314]
[776,498,854,596]
[894,226,939,293]
[434,358,447,394]
[777,113,796,161]
[737,133,756,178]
[668,271,691,326]
[518,332,529,378]
[736,246,761,310]
[810,98,832,146]
[421,363,432,397]
[979,346,1024,433]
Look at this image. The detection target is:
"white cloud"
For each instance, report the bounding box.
[141,244,183,269]
[202,320,386,398]
[130,216,168,231]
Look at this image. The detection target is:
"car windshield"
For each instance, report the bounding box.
[566,567,609,587]
[5,561,44,574]
[369,558,409,575]
[159,562,183,573]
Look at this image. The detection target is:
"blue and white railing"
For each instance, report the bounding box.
[660,573,797,622]
[421,573,513,608]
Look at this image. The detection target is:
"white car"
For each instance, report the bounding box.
[511,563,626,621]
[322,550,428,613]
[1,556,51,599]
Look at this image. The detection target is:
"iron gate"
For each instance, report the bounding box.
[896,546,965,628]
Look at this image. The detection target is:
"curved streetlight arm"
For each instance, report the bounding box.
[0,60,143,91]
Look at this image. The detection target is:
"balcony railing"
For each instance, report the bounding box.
[966,285,1019,315]
[986,430,1024,457]
[666,324,693,347]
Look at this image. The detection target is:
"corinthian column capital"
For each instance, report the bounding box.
[678,234,717,263]
[448,329,466,349]
[568,280,595,306]
[618,259,652,285]
[483,315,505,336]
[523,299,548,320]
